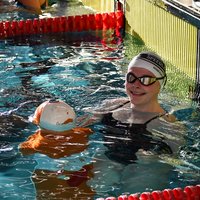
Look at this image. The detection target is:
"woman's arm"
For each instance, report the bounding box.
[77,97,129,127]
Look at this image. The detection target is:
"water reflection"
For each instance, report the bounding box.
[0,29,199,199]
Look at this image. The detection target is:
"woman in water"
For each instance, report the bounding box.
[83,51,185,163]
[83,51,186,194]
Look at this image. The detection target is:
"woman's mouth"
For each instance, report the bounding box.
[130,90,146,96]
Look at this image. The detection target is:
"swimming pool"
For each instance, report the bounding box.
[0,29,199,199]
[0,4,200,200]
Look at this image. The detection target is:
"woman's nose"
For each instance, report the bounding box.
[130,79,142,87]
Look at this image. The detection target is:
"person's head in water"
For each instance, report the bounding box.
[125,51,167,112]
[32,99,76,132]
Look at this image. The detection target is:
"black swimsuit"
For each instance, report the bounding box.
[100,102,173,165]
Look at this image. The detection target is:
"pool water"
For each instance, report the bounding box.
[0,4,200,200]
[0,30,199,199]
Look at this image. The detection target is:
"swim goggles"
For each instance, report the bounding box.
[126,72,166,86]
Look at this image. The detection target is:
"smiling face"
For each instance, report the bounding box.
[125,67,162,112]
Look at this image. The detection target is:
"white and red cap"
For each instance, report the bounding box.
[33,100,76,132]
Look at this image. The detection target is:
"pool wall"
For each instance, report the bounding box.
[81,0,115,12]
[81,0,199,82]
[80,0,200,102]
[125,0,197,80]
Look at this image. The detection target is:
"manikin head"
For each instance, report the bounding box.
[32,99,76,132]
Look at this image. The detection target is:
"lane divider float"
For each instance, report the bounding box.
[97,185,200,200]
[0,11,124,39]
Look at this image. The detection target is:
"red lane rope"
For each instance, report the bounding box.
[0,11,124,39]
[97,185,200,200]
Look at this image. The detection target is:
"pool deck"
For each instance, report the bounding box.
[170,0,199,12]
[177,0,192,6]
[163,0,200,27]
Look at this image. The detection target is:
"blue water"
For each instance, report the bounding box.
[0,31,199,199]
[0,5,200,200]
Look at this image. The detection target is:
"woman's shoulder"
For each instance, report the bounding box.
[79,97,129,127]
[85,97,130,114]
[101,97,129,107]
[162,113,177,123]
